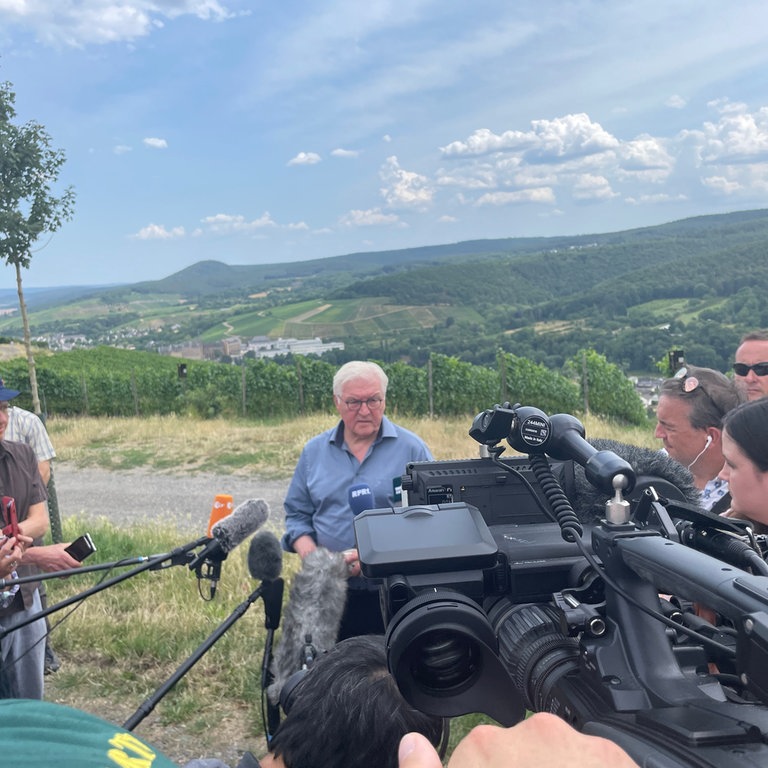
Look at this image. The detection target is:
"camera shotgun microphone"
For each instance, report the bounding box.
[189,498,270,598]
[267,547,348,706]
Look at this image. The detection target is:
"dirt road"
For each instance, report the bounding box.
[52,464,290,535]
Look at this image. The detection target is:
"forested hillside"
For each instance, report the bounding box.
[2,208,768,374]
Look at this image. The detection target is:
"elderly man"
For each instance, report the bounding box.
[733,330,768,401]
[283,361,432,638]
[654,365,743,513]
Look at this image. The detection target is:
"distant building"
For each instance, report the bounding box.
[246,336,344,358]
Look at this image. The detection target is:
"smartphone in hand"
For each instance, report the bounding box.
[64,533,97,562]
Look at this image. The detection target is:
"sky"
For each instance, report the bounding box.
[2,1,768,288]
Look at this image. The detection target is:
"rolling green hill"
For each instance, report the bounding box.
[2,208,768,373]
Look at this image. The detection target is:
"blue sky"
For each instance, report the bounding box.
[2,1,768,288]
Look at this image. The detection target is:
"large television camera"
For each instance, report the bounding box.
[354,403,768,767]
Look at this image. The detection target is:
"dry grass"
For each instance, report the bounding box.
[46,411,657,477]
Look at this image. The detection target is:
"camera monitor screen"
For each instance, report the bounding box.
[401,455,575,526]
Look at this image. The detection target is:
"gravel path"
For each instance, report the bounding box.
[52,464,290,536]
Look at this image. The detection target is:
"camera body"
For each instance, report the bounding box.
[354,404,768,767]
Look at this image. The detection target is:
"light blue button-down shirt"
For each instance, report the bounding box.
[283,416,433,553]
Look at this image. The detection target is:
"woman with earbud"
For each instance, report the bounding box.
[719,398,768,533]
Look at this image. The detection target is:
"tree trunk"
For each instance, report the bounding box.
[15,262,41,414]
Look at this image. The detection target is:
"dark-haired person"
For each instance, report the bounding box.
[654,365,743,513]
[184,635,445,768]
[283,360,432,638]
[733,330,768,402]
[719,398,768,533]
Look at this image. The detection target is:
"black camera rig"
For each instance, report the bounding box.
[354,403,768,767]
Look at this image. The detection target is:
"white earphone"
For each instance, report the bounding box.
[704,434,713,449]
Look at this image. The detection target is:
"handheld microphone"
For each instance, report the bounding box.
[348,483,375,516]
[189,498,270,598]
[267,547,348,705]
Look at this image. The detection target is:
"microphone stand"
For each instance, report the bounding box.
[124,581,269,731]
[0,537,208,639]
[0,549,198,588]
[260,577,284,742]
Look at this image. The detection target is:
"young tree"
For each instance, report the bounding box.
[0,81,75,413]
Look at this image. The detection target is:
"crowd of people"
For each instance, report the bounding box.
[6,328,768,767]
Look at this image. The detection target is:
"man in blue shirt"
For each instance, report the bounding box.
[283,361,432,638]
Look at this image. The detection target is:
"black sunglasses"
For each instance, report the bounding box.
[733,362,768,377]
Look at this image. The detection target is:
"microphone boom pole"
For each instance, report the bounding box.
[123,582,268,731]
[0,537,209,640]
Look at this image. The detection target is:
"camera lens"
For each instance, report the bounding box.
[385,589,526,725]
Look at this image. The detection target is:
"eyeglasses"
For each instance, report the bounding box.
[733,362,768,377]
[342,397,384,411]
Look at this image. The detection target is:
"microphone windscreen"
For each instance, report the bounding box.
[348,483,375,516]
[247,531,283,582]
[212,498,270,553]
[571,438,700,523]
[267,547,348,704]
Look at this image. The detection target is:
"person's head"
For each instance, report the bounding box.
[734,330,768,401]
[654,365,742,479]
[269,635,444,768]
[0,379,20,440]
[333,361,388,443]
[720,399,768,528]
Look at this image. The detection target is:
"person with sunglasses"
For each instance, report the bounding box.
[282,361,432,639]
[655,365,743,513]
[733,330,768,402]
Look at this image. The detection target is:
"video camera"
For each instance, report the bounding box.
[354,403,768,767]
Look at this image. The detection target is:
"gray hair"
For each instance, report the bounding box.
[333,361,388,398]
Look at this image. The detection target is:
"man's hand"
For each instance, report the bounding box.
[399,714,640,768]
[0,535,25,578]
[23,542,82,572]
[292,534,317,559]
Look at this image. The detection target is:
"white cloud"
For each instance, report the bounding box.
[571,173,618,201]
[288,151,322,166]
[200,212,277,233]
[143,137,168,149]
[379,155,433,209]
[666,95,687,109]
[438,215,457,222]
[475,188,556,206]
[339,208,401,227]
[441,114,620,161]
[701,175,742,194]
[132,223,185,240]
[286,221,309,230]
[331,148,360,158]
[113,144,132,154]
[3,0,237,47]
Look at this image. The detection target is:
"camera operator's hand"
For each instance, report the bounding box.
[398,713,639,768]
